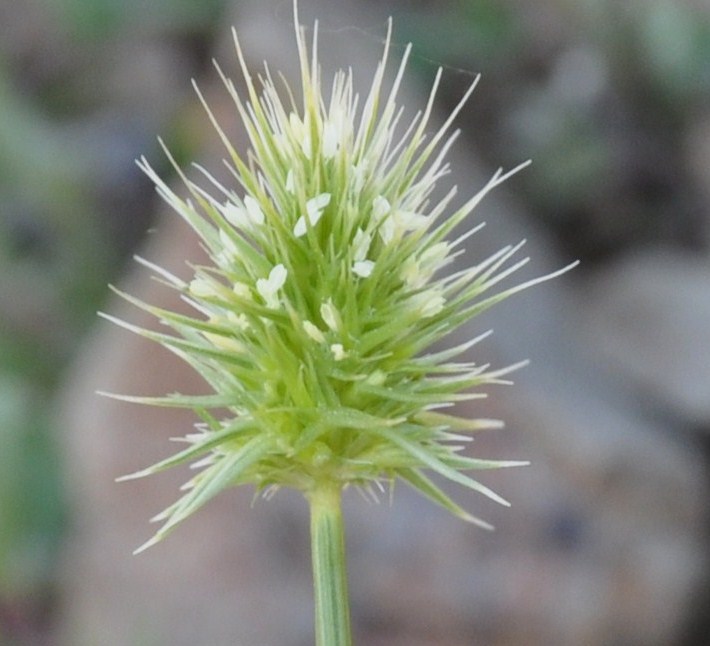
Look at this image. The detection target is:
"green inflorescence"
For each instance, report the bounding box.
[103,5,574,554]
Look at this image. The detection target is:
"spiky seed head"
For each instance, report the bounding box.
[104,4,575,553]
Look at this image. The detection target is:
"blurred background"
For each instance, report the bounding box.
[1,0,710,644]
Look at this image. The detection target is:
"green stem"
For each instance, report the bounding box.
[308,482,352,646]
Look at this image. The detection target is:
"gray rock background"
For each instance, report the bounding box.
[1,0,709,644]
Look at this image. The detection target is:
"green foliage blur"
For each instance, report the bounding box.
[399,0,710,262]
[53,0,224,38]
[0,0,227,639]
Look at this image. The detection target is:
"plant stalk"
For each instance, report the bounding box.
[308,482,352,646]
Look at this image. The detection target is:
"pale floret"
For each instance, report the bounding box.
[330,343,347,361]
[350,161,367,193]
[379,218,396,245]
[222,195,265,230]
[320,299,340,331]
[245,196,265,225]
[352,229,374,276]
[322,105,350,159]
[256,264,288,309]
[372,196,391,220]
[232,282,252,299]
[189,277,221,299]
[226,311,250,331]
[396,209,428,231]
[402,242,449,288]
[303,320,326,343]
[218,230,239,259]
[204,331,245,354]
[353,260,375,277]
[294,193,331,237]
[371,196,396,243]
[289,113,312,159]
[371,197,428,244]
[410,289,446,318]
[322,121,339,159]
[352,228,371,261]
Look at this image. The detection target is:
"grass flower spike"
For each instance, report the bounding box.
[103,3,575,643]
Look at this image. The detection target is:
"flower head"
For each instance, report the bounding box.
[103,5,575,552]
